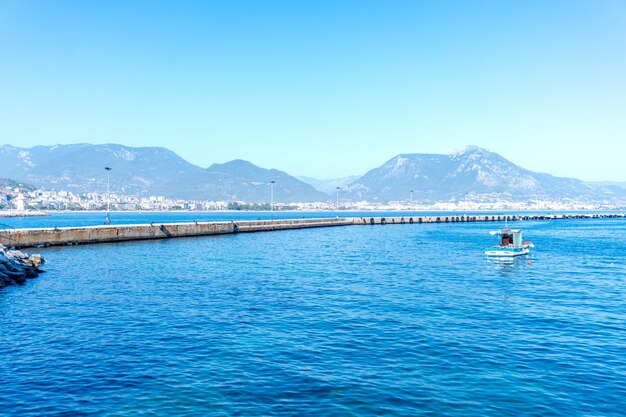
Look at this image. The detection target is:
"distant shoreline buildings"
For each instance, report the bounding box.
[1,183,621,216]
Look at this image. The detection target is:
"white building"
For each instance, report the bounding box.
[15,192,25,211]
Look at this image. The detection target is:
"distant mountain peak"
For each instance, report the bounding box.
[450,145,491,157]
[343,147,624,203]
[211,159,259,170]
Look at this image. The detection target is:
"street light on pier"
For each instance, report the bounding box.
[410,190,413,213]
[269,180,275,219]
[335,186,340,212]
[105,167,112,224]
[464,192,468,218]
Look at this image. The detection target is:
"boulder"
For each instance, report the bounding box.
[0,244,45,287]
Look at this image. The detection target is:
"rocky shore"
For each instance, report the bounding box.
[0,244,45,287]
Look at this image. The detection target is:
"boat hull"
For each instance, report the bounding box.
[484,247,530,257]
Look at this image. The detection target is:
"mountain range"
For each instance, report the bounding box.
[0,144,327,202]
[591,181,626,190]
[0,178,34,190]
[343,146,624,203]
[0,143,624,204]
[297,175,361,194]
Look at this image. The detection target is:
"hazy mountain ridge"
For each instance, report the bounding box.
[344,146,624,203]
[591,181,626,190]
[0,178,35,191]
[298,175,361,194]
[171,160,329,202]
[0,143,623,204]
[0,144,328,203]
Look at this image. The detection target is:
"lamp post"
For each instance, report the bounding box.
[410,190,413,213]
[105,167,112,224]
[335,186,340,212]
[269,180,275,219]
[464,192,468,218]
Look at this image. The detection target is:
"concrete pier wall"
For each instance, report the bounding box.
[0,213,624,249]
[0,217,354,248]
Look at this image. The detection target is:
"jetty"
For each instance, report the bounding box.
[0,210,48,218]
[0,213,624,249]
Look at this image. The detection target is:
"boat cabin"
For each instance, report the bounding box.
[486,228,532,257]
[495,229,523,248]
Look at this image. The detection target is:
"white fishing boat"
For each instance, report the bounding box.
[485,227,534,257]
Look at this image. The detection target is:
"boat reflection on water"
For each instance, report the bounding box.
[486,253,535,277]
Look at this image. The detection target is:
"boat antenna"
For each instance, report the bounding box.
[501,193,508,230]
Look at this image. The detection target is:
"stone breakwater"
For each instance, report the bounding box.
[0,210,48,218]
[0,244,45,287]
[1,214,625,249]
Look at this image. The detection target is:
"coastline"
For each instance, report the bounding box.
[2,204,626,218]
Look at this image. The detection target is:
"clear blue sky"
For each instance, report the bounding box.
[1,0,625,181]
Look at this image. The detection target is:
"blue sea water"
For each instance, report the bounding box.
[0,210,601,229]
[0,210,334,229]
[1,214,626,416]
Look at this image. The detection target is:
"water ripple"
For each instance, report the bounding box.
[1,218,626,416]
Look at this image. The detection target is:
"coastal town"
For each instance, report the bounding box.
[0,182,618,217]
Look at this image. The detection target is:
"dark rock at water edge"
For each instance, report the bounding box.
[0,244,45,287]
